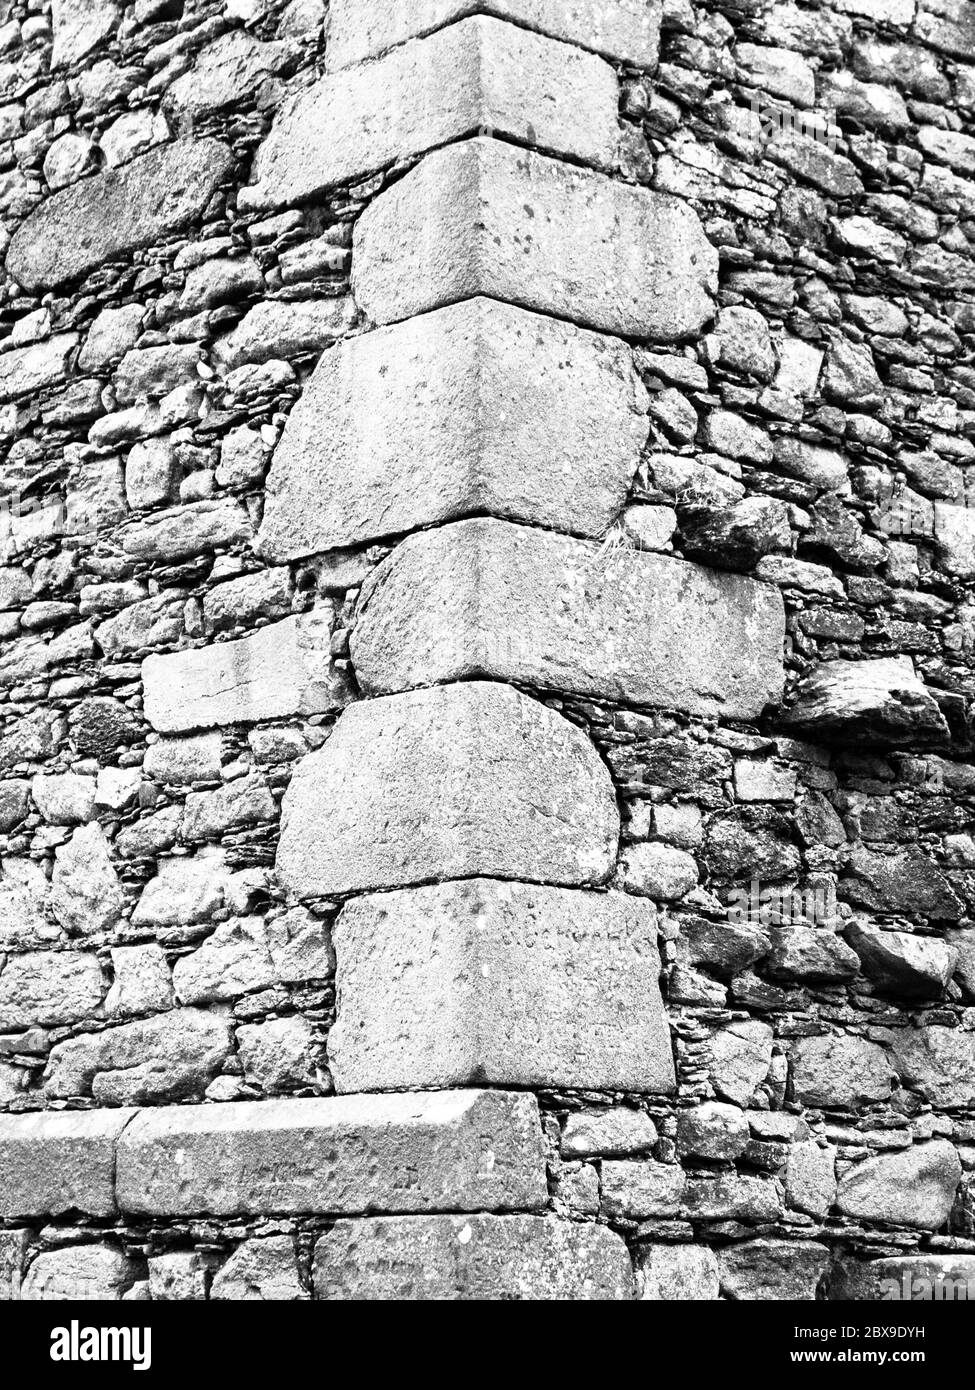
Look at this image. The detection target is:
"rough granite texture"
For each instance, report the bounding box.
[0,0,973,1305]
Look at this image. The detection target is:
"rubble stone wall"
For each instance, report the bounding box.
[0,0,973,1301]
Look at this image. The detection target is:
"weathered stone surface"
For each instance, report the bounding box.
[790,1033,895,1109]
[238,1016,317,1092]
[353,519,785,720]
[247,18,616,210]
[182,775,276,841]
[213,298,355,372]
[143,732,222,784]
[718,1240,829,1300]
[562,1108,658,1159]
[765,926,859,983]
[116,1091,546,1216]
[0,949,103,1029]
[211,1236,308,1301]
[883,1025,975,1109]
[835,1254,975,1302]
[677,1102,749,1161]
[846,924,956,998]
[353,138,717,340]
[680,1172,782,1224]
[0,1229,26,1301]
[276,682,619,897]
[132,853,229,930]
[148,1251,208,1302]
[50,823,126,937]
[7,140,234,292]
[780,657,950,748]
[601,1160,686,1219]
[313,1215,633,1300]
[173,917,280,1004]
[143,612,348,733]
[0,334,77,403]
[836,1141,961,1230]
[710,1020,774,1106]
[785,1141,837,1219]
[0,1108,134,1218]
[326,0,660,69]
[51,0,119,68]
[330,879,674,1093]
[22,1244,140,1301]
[0,863,57,952]
[636,1244,720,1300]
[841,847,964,921]
[121,499,252,563]
[105,944,174,1019]
[165,31,288,127]
[257,298,649,559]
[43,1007,232,1104]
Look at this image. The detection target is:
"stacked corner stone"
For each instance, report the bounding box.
[0,0,973,1303]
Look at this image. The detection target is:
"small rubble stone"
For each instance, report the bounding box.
[211,1236,308,1301]
[836,1141,961,1230]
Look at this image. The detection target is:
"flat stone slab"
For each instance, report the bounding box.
[143,612,346,733]
[0,1108,135,1219]
[352,518,785,720]
[330,878,675,1093]
[245,17,617,211]
[353,137,717,340]
[314,1215,635,1299]
[326,0,661,69]
[7,139,233,292]
[275,681,619,897]
[257,298,648,560]
[115,1091,546,1216]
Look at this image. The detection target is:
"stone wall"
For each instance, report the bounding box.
[0,0,973,1302]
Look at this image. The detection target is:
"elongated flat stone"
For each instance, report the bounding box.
[314,1216,635,1300]
[257,299,648,560]
[330,879,675,1093]
[245,17,616,211]
[115,1091,546,1216]
[142,611,347,733]
[0,334,78,403]
[353,137,717,340]
[352,518,785,720]
[275,681,619,896]
[0,1108,135,1219]
[7,139,233,292]
[326,0,660,69]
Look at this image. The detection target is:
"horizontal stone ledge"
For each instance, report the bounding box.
[352,518,786,721]
[325,0,661,71]
[330,879,676,1094]
[275,680,620,898]
[7,139,234,293]
[142,611,349,734]
[0,1091,546,1220]
[314,1215,634,1300]
[0,1108,136,1220]
[116,1090,546,1217]
[243,16,618,212]
[256,298,649,560]
[353,137,717,340]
